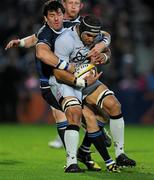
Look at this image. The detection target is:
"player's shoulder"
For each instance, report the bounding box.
[37,24,48,36]
[56,27,75,42]
[37,23,55,38]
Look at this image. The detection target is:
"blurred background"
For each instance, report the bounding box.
[0,0,154,124]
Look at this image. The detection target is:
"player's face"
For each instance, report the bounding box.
[81,32,98,46]
[63,0,82,19]
[44,9,64,31]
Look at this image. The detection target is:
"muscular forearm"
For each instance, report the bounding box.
[22,34,38,48]
[36,44,74,72]
[53,67,102,88]
[53,69,75,85]
[36,45,59,68]
[54,69,88,88]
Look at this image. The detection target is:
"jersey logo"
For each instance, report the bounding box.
[71,47,90,64]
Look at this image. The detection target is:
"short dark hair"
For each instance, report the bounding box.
[43,0,65,17]
[79,15,102,35]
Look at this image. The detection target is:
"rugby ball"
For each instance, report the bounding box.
[74,63,97,79]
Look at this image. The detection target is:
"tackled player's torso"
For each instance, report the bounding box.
[69,27,90,67]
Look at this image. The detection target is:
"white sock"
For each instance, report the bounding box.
[110,117,125,157]
[64,129,79,167]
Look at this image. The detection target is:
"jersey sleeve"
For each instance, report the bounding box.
[100,30,111,47]
[36,26,52,48]
[54,31,74,63]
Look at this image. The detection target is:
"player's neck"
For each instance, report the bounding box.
[64,14,78,21]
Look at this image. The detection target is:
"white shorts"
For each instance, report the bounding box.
[49,76,82,103]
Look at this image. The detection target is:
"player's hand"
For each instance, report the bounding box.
[5,39,20,50]
[90,53,109,65]
[88,42,106,58]
[87,45,108,65]
[84,70,102,86]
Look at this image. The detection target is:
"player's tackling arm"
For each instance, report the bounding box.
[36,43,60,68]
[36,43,74,73]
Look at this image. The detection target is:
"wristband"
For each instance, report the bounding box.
[74,77,87,88]
[102,37,111,47]
[19,39,25,47]
[56,59,69,70]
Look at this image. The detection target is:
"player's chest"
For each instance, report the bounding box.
[70,43,90,64]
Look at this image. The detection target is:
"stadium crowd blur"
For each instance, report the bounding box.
[0,0,154,124]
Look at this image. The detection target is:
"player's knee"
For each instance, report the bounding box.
[66,107,82,126]
[61,97,82,125]
[106,98,121,115]
[67,106,82,117]
[86,115,99,132]
[96,89,114,109]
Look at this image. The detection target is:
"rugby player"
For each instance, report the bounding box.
[36,1,117,173]
[53,15,136,169]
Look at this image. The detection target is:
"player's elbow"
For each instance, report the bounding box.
[36,48,44,59]
[30,35,38,47]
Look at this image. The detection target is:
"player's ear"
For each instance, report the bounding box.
[80,3,84,10]
[44,16,47,22]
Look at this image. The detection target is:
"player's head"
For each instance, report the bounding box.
[62,0,83,20]
[78,15,102,46]
[43,0,65,30]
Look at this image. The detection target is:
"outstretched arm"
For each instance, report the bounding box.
[5,34,37,50]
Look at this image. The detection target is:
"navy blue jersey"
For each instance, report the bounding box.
[36,23,65,80]
[35,22,78,110]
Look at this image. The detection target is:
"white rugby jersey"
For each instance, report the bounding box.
[54,25,90,67]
